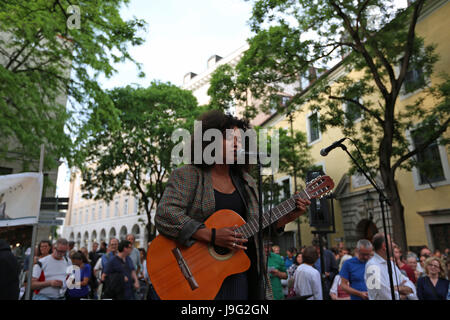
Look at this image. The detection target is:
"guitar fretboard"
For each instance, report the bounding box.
[236,189,310,239]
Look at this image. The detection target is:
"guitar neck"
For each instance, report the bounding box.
[236,189,311,239]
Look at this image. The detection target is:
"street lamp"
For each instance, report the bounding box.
[364,190,375,221]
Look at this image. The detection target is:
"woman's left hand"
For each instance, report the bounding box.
[276,195,310,229]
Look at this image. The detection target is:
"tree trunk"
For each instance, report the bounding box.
[379,106,408,253]
[379,160,408,253]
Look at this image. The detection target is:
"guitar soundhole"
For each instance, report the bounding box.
[213,245,230,256]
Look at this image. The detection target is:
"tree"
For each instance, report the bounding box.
[0,0,147,172]
[74,82,201,241]
[225,0,450,251]
[257,126,313,247]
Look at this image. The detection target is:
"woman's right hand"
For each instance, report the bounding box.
[214,226,247,250]
[193,226,248,250]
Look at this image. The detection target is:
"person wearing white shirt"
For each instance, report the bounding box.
[293,246,322,300]
[365,233,418,300]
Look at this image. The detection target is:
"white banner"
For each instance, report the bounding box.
[0,172,43,227]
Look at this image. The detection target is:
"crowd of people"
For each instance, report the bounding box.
[1,232,449,301]
[266,234,450,301]
[1,235,158,300]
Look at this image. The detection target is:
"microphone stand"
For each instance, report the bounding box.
[335,142,396,300]
[256,155,266,300]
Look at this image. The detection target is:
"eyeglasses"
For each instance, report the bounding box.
[429,264,441,269]
[55,249,67,255]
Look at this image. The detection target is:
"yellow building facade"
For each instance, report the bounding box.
[262,0,450,252]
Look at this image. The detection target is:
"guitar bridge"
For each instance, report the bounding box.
[172,248,199,291]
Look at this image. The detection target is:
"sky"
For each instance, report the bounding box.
[56,0,254,197]
[99,0,254,88]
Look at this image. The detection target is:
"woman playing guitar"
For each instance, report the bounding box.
[153,110,311,300]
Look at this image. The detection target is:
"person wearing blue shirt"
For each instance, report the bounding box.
[67,251,91,300]
[340,239,373,300]
[284,248,296,270]
[312,239,338,300]
[103,240,140,300]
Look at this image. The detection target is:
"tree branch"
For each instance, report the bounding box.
[328,94,384,125]
[329,0,390,100]
[391,117,450,174]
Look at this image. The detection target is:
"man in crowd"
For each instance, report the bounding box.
[126,234,142,277]
[340,239,372,300]
[312,238,338,300]
[338,247,352,271]
[0,239,20,300]
[31,238,72,300]
[364,233,417,300]
[95,237,118,298]
[103,240,139,300]
[88,242,101,299]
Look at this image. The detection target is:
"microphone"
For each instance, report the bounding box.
[320,137,346,156]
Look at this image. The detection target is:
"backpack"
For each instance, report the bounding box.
[33,256,69,295]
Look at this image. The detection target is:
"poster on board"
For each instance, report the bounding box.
[0,172,43,227]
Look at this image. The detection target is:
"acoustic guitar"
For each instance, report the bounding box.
[147,175,334,300]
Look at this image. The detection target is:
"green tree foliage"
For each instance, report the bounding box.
[217,0,449,250]
[74,82,200,239]
[0,0,147,172]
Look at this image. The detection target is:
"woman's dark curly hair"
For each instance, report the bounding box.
[190,110,251,173]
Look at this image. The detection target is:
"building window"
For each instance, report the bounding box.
[91,205,96,221]
[114,199,119,217]
[344,100,363,125]
[0,167,13,175]
[403,64,425,94]
[269,94,290,114]
[307,112,321,144]
[411,130,445,185]
[399,56,426,96]
[98,203,103,220]
[280,178,291,201]
[134,197,139,214]
[73,209,76,225]
[85,208,89,224]
[106,203,110,218]
[124,198,128,215]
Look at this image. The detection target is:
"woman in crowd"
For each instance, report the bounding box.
[286,253,302,298]
[293,246,322,300]
[405,253,421,282]
[416,257,449,300]
[66,251,91,300]
[34,240,52,264]
[393,245,415,283]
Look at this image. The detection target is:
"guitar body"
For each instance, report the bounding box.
[147,209,251,300]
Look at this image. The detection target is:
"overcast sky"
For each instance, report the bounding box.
[99,0,254,88]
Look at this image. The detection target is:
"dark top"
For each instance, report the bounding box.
[67,263,91,298]
[416,276,449,300]
[213,188,259,300]
[214,189,246,220]
[104,255,135,300]
[0,239,20,300]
